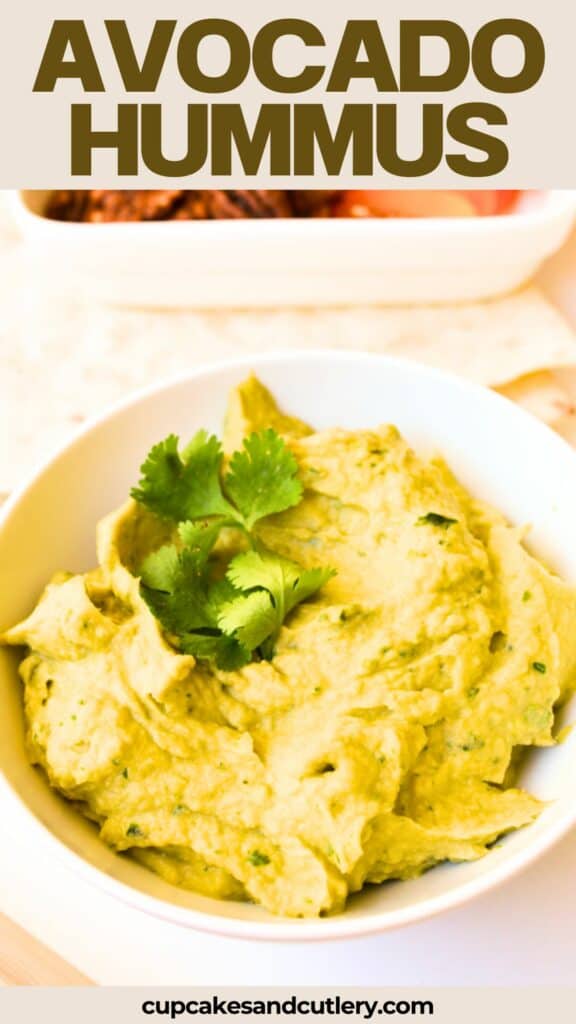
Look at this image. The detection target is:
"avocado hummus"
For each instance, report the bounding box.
[4,377,576,918]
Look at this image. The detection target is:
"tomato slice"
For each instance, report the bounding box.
[334,190,520,218]
[457,191,520,216]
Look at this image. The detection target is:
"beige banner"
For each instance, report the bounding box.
[0,0,575,186]
[1,988,575,1023]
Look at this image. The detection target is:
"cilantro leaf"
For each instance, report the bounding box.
[140,543,213,634]
[178,519,224,560]
[139,519,226,635]
[139,542,181,593]
[139,526,253,670]
[130,434,180,518]
[224,430,302,530]
[131,431,234,522]
[140,520,221,593]
[226,548,335,656]
[180,632,250,671]
[285,565,336,615]
[227,549,334,616]
[217,589,277,651]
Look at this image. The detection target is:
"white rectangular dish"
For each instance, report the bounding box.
[10,189,576,309]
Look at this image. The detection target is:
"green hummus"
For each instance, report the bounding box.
[4,377,576,918]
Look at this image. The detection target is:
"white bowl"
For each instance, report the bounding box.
[10,190,576,308]
[1,351,576,942]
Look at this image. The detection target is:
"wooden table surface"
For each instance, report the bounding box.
[0,913,92,986]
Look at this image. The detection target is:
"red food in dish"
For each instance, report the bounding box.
[45,189,522,222]
[333,190,520,218]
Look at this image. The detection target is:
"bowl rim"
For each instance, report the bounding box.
[2,348,576,942]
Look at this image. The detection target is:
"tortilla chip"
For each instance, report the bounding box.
[498,371,576,425]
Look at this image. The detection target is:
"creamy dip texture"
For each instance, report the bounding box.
[4,377,576,918]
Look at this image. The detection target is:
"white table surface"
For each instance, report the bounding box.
[2,228,576,987]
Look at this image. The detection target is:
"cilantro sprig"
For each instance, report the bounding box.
[131,429,334,669]
[226,550,334,660]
